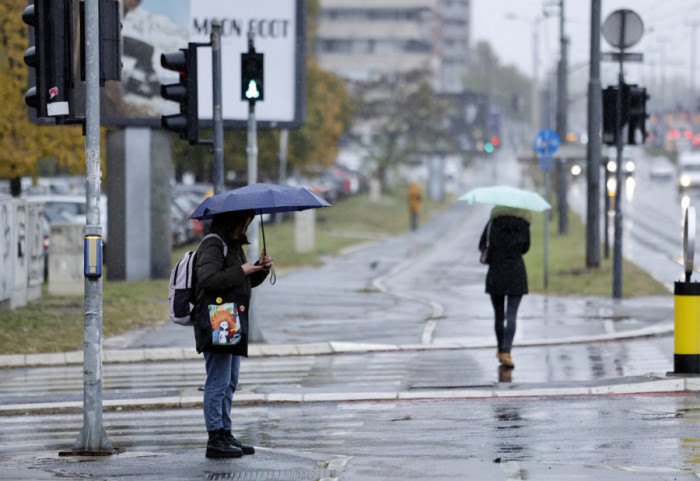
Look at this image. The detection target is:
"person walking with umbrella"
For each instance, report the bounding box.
[478,206,531,369]
[193,210,272,458]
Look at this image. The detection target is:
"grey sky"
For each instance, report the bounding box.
[471,0,700,88]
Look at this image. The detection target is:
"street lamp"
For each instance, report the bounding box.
[504,13,542,130]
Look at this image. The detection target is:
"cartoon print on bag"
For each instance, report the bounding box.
[210,303,242,345]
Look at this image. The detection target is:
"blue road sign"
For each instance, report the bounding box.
[534,129,560,156]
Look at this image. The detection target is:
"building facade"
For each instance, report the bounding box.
[315,0,470,92]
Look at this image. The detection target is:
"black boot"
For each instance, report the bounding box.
[206,429,243,458]
[221,429,255,455]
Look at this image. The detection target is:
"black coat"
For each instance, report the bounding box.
[192,230,268,353]
[478,214,530,296]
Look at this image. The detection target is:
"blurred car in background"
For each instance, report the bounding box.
[649,156,674,181]
[24,194,109,247]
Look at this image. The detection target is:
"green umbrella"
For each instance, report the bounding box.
[459,185,551,212]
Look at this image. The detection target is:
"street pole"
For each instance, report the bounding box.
[65,0,115,455]
[613,51,625,299]
[211,21,224,195]
[276,129,289,224]
[556,0,569,235]
[245,31,263,343]
[544,171,550,290]
[586,0,602,268]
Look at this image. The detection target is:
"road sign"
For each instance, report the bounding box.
[601,52,644,63]
[534,129,560,156]
[603,9,644,50]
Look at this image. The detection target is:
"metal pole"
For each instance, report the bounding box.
[67,0,114,454]
[211,21,224,195]
[276,129,289,224]
[246,31,263,343]
[532,17,541,130]
[556,0,569,234]
[613,46,625,299]
[586,0,602,268]
[544,170,550,290]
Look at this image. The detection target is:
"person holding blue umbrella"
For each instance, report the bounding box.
[192,210,273,458]
[478,206,532,369]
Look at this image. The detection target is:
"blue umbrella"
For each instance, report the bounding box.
[189,183,331,220]
[189,183,332,262]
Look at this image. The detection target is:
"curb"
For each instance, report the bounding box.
[0,374,697,416]
[0,322,674,368]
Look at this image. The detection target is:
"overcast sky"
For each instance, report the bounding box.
[471,0,700,88]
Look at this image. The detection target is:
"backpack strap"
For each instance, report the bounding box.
[200,233,228,257]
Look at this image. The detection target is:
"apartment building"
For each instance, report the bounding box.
[315,0,470,92]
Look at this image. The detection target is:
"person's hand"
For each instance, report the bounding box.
[258,251,274,269]
[241,262,264,276]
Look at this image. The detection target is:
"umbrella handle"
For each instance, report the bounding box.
[258,213,276,285]
[259,212,267,253]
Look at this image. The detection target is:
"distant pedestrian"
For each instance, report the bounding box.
[478,206,531,369]
[193,210,273,458]
[407,181,423,231]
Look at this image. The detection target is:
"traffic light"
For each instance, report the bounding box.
[603,86,620,146]
[627,86,649,145]
[241,52,264,102]
[22,0,73,119]
[160,44,198,144]
[79,0,122,86]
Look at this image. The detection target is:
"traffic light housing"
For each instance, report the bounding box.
[241,52,264,102]
[160,44,199,145]
[80,0,122,86]
[627,85,649,145]
[22,0,73,119]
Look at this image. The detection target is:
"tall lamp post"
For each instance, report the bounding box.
[505,13,542,130]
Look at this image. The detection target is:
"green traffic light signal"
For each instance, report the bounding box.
[241,52,264,102]
[245,79,260,100]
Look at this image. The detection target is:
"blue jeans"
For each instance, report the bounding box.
[203,351,240,432]
[490,294,522,353]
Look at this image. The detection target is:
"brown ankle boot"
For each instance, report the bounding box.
[500,352,514,368]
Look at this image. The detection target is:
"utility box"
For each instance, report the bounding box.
[10,200,28,309]
[0,195,13,306]
[295,209,315,253]
[48,222,84,297]
[25,201,44,302]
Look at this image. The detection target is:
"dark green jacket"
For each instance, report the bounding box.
[192,230,268,352]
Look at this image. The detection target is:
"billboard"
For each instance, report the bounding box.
[105,0,306,129]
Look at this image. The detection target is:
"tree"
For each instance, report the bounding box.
[0,0,86,196]
[351,69,455,191]
[464,41,532,121]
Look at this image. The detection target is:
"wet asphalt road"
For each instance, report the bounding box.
[0,147,698,480]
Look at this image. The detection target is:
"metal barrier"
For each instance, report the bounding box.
[674,206,700,374]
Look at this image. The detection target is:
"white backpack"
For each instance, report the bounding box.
[168,233,228,326]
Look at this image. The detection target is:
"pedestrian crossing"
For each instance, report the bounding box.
[0,337,675,416]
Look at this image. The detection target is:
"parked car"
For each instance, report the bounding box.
[24,195,109,262]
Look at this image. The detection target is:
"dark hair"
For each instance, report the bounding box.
[211,210,255,231]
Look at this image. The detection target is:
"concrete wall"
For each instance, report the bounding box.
[106,127,172,281]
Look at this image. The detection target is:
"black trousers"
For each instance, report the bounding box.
[490,294,522,353]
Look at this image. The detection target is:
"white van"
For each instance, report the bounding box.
[678,151,700,190]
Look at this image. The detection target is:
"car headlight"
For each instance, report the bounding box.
[681,174,692,187]
[625,160,635,173]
